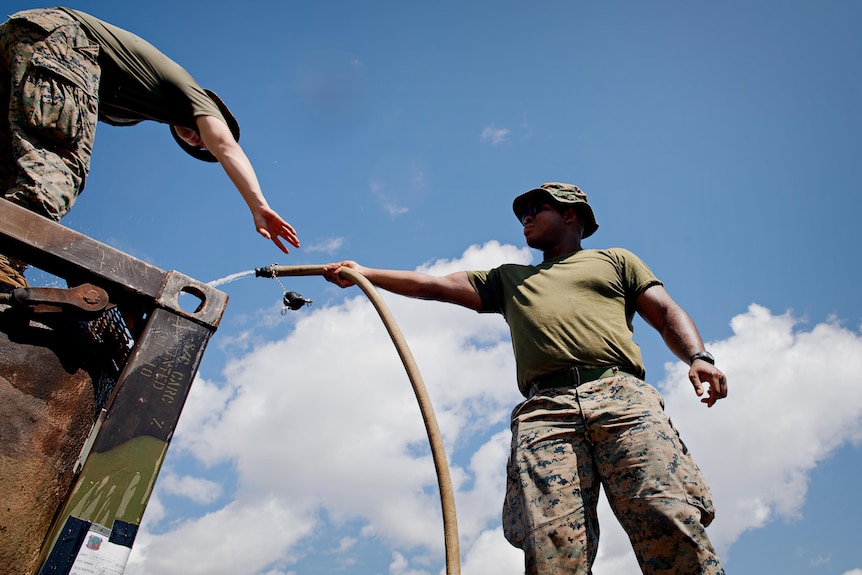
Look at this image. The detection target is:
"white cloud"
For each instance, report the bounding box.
[480,125,510,145]
[126,497,314,575]
[334,536,357,553]
[304,236,345,254]
[128,245,862,575]
[390,551,430,575]
[659,305,862,553]
[157,472,223,504]
[459,528,523,575]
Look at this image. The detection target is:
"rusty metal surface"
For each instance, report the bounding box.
[0,199,229,574]
[0,309,98,574]
[1,284,110,315]
[0,199,164,301]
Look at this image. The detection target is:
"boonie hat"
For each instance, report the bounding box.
[170,90,240,163]
[512,182,599,238]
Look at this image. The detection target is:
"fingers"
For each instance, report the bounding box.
[256,209,300,251]
[704,372,728,407]
[271,236,289,254]
[689,366,728,408]
[322,263,354,288]
[256,223,299,254]
[689,373,705,397]
[279,222,300,248]
[272,228,298,252]
[256,226,289,254]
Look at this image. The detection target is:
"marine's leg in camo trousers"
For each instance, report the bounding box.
[582,374,725,575]
[503,391,602,575]
[502,373,725,575]
[0,9,100,287]
[0,8,100,220]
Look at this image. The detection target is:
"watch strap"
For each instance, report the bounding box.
[689,351,715,365]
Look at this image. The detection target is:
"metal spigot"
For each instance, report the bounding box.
[254,264,276,278]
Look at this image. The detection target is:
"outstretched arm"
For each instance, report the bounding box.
[636,284,728,407]
[323,261,483,311]
[195,115,300,253]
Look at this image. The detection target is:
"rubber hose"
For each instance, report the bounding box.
[258,264,461,575]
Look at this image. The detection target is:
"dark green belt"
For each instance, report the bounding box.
[529,366,631,396]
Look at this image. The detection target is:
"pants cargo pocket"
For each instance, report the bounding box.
[20,24,99,147]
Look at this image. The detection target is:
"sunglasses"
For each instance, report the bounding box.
[520,203,554,225]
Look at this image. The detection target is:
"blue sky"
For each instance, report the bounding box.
[9,1,862,574]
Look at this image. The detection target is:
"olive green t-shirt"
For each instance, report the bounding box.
[59,8,224,130]
[466,248,661,395]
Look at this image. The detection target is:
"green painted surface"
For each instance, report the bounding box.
[66,435,168,527]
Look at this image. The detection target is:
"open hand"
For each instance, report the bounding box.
[254,207,299,253]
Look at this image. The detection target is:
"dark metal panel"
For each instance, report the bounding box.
[0,198,229,573]
[43,308,213,542]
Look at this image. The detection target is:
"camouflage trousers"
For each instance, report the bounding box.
[0,8,100,221]
[503,372,724,575]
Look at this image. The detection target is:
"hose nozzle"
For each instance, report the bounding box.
[255,265,276,278]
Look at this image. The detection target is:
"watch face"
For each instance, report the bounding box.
[691,351,715,365]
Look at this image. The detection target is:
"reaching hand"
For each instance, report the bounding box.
[254,207,299,253]
[195,114,299,253]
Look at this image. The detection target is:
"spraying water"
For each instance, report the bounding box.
[207,269,255,287]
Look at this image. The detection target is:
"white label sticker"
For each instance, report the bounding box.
[68,530,131,575]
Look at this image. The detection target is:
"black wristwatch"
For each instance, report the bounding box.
[689,351,715,366]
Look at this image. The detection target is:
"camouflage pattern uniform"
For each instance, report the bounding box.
[0,8,100,287]
[503,371,724,575]
[466,184,726,574]
[0,8,99,218]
